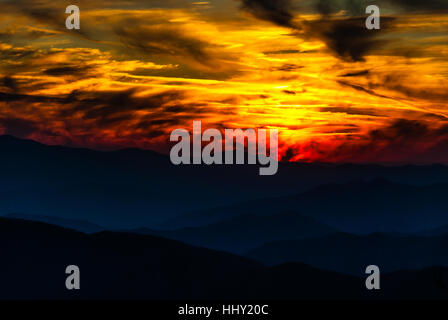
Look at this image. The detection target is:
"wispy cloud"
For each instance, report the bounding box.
[0,0,446,162]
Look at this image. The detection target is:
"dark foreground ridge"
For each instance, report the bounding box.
[247,232,448,275]
[2,218,448,300]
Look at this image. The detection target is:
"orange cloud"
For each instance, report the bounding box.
[0,0,447,163]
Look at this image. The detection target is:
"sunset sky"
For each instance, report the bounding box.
[0,0,447,163]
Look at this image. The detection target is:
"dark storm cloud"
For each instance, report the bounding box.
[314,0,367,15]
[337,80,392,99]
[386,84,448,102]
[313,0,448,14]
[0,91,67,104]
[310,119,448,163]
[239,0,395,62]
[321,127,361,134]
[0,44,37,60]
[2,0,92,40]
[385,0,448,12]
[305,0,396,62]
[0,86,198,143]
[64,88,235,138]
[369,119,430,140]
[0,30,15,42]
[271,63,304,71]
[240,0,446,61]
[0,87,188,129]
[263,49,302,55]
[61,89,185,121]
[340,70,370,77]
[138,118,182,127]
[43,66,92,77]
[7,0,61,27]
[2,76,19,91]
[163,103,216,114]
[136,117,188,130]
[240,0,299,29]
[369,74,448,102]
[319,106,382,117]
[135,112,202,139]
[308,17,394,62]
[114,25,210,62]
[339,72,448,103]
[320,106,448,122]
[111,21,243,78]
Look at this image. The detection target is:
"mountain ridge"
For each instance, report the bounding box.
[2,217,448,300]
[128,211,337,254]
[247,232,448,275]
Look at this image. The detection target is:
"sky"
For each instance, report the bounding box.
[0,0,447,163]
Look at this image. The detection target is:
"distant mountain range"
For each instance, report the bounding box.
[3,217,448,300]
[247,232,448,275]
[419,225,448,237]
[4,134,448,298]
[4,135,448,230]
[0,217,354,299]
[4,213,104,233]
[169,179,448,234]
[127,212,337,254]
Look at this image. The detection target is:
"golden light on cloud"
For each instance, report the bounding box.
[0,0,447,162]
